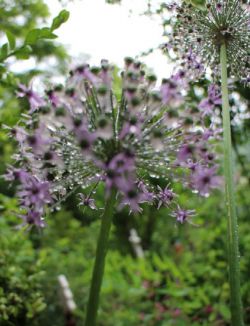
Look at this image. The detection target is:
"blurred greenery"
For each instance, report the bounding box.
[0,1,249,326]
[0,195,46,325]
[1,181,250,325]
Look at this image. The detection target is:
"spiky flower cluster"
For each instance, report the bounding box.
[5,58,221,227]
[165,0,250,82]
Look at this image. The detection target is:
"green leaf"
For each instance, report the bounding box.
[6,72,17,86]
[39,27,57,39]
[51,10,70,31]
[25,29,41,45]
[6,32,16,50]
[0,43,9,60]
[14,45,32,59]
[218,304,231,320]
[191,0,206,9]
[0,63,6,74]
[25,28,57,45]
[184,0,206,10]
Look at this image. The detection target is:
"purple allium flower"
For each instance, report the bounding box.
[94,151,136,193]
[191,166,221,196]
[171,207,195,224]
[119,186,148,213]
[184,49,205,79]
[169,0,250,81]
[17,84,45,113]
[216,2,223,13]
[10,126,27,144]
[157,185,176,209]
[137,181,155,202]
[26,125,51,154]
[78,194,97,210]
[74,126,97,154]
[185,160,199,172]
[18,210,45,228]
[96,117,113,139]
[160,78,183,107]
[46,88,61,107]
[119,115,143,139]
[202,127,222,141]
[7,57,221,226]
[17,174,51,210]
[100,59,112,88]
[108,152,135,174]
[3,167,29,182]
[73,64,98,85]
[199,84,221,116]
[177,144,195,163]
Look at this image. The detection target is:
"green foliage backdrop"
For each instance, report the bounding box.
[0,1,249,325]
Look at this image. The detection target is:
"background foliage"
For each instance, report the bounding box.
[0,1,249,325]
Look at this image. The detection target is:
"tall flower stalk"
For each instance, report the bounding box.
[166,0,250,323]
[85,188,116,326]
[220,43,243,325]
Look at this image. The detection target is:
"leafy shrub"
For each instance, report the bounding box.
[1,174,250,326]
[34,182,250,325]
[0,195,46,326]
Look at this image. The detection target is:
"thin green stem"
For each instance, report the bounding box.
[85,189,116,326]
[220,43,244,326]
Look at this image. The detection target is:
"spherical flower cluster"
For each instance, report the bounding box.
[5,58,221,227]
[164,0,250,82]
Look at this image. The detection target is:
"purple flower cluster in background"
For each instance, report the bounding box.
[5,167,51,227]
[199,84,221,116]
[17,84,45,113]
[171,207,195,224]
[5,57,221,227]
[161,0,250,83]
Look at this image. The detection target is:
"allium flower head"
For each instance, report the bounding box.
[171,0,250,81]
[171,207,195,224]
[17,84,46,113]
[6,58,220,225]
[198,83,221,116]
